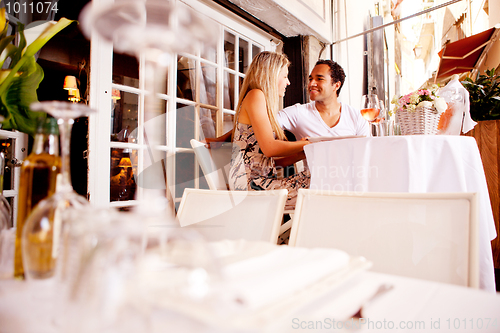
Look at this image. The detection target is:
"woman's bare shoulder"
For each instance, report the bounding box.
[244,89,265,101]
[242,89,266,107]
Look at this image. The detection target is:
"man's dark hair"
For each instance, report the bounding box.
[315,59,345,96]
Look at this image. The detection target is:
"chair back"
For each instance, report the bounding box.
[190,139,232,190]
[177,188,288,243]
[289,189,479,288]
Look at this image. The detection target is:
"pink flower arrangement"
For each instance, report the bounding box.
[391,85,447,114]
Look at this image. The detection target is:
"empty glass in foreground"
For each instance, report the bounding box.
[22,101,95,279]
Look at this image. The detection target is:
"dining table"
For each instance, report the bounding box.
[0,239,499,333]
[303,135,497,292]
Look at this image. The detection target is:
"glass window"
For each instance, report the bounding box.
[110,148,137,202]
[252,44,262,59]
[111,91,138,142]
[90,0,273,208]
[224,31,236,70]
[176,103,195,148]
[239,38,249,74]
[200,62,217,107]
[113,52,139,88]
[224,71,235,110]
[200,107,217,140]
[177,56,196,102]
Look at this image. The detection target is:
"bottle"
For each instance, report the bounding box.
[14,117,61,279]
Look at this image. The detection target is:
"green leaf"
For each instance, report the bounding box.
[24,18,74,58]
[0,17,74,134]
[0,18,74,97]
[0,58,44,136]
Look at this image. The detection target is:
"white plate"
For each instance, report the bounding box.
[307,135,364,143]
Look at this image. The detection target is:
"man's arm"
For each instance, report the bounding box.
[274,151,306,168]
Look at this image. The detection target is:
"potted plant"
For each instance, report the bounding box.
[0,6,73,136]
[461,66,500,121]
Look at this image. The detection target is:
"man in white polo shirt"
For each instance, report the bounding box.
[278,59,370,139]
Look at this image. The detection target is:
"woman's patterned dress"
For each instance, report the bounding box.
[229,122,310,210]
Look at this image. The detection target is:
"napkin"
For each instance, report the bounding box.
[222,244,350,310]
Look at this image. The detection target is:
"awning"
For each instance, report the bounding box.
[435,26,499,80]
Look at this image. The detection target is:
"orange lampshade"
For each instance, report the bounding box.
[117,156,132,168]
[68,89,80,102]
[63,75,78,90]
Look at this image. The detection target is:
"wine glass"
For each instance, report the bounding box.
[21,101,95,279]
[360,94,381,123]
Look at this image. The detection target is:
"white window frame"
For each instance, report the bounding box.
[88,0,275,209]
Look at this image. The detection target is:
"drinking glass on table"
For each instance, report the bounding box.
[360,94,381,124]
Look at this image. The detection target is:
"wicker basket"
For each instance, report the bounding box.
[396,106,441,135]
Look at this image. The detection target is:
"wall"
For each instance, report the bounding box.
[331,0,382,108]
[479,0,500,73]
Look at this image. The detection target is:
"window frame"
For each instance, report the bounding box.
[87,0,275,209]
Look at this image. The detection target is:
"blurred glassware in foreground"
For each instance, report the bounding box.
[14,117,60,279]
[22,102,95,279]
[53,208,222,332]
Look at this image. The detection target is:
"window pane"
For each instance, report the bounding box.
[110,148,137,202]
[177,56,196,102]
[144,99,167,146]
[223,71,235,110]
[200,62,217,107]
[111,91,138,142]
[0,138,13,191]
[201,40,217,63]
[252,44,262,59]
[176,103,195,148]
[223,112,234,133]
[224,31,235,70]
[113,52,139,88]
[175,151,195,200]
[239,38,249,74]
[199,108,216,140]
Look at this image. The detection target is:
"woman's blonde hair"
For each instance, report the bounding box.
[233,51,290,141]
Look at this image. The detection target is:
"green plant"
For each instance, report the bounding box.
[461,66,500,121]
[0,6,73,135]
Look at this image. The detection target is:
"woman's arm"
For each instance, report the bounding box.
[204,130,232,146]
[243,89,309,157]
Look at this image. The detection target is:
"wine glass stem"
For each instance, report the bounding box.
[137,50,175,216]
[59,118,74,192]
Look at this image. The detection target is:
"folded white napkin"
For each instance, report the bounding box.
[222,244,350,310]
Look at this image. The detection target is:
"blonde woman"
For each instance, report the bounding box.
[229,51,310,210]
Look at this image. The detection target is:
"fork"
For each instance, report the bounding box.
[351,283,394,319]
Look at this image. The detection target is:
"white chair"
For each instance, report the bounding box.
[289,189,479,288]
[177,188,288,243]
[190,139,233,191]
[190,138,293,236]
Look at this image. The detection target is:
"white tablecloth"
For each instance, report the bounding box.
[1,240,499,333]
[304,135,497,292]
